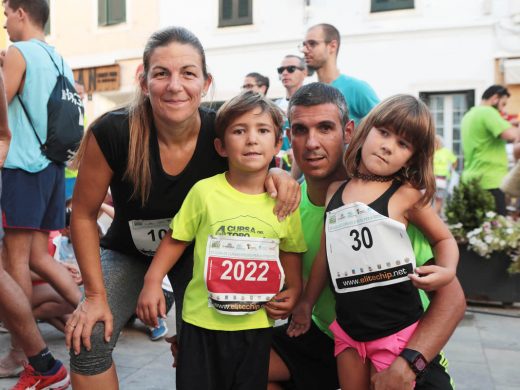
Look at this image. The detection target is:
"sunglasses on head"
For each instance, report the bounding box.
[277,65,303,74]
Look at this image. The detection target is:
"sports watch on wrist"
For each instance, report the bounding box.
[399,348,428,378]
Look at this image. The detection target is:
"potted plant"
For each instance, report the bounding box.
[445,178,520,303]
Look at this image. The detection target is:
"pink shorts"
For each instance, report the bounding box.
[329,320,419,372]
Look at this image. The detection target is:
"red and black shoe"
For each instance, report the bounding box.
[11,360,70,390]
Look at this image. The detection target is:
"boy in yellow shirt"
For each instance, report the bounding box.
[137,91,306,390]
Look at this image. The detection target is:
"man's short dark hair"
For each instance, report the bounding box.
[4,0,49,29]
[288,82,350,127]
[315,23,341,55]
[482,85,510,100]
[246,72,270,93]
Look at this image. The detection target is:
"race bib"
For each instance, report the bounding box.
[204,235,284,315]
[326,202,416,294]
[128,218,171,256]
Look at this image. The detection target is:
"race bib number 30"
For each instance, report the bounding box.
[326,202,416,294]
[129,218,172,256]
[204,235,284,315]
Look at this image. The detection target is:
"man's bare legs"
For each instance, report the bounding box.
[2,229,33,298]
[30,230,81,306]
[0,253,47,358]
[268,349,291,390]
[3,229,81,306]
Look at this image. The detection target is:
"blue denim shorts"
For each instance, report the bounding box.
[2,163,65,231]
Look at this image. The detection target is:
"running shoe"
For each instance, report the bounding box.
[11,360,70,390]
[0,320,8,333]
[149,318,168,341]
[0,349,25,378]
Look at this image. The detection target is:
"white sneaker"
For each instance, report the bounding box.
[0,321,8,333]
[0,349,26,378]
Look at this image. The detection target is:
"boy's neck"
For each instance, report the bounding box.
[225,169,268,195]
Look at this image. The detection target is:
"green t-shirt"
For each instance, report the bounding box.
[434,148,457,178]
[300,181,434,339]
[461,106,511,189]
[171,173,307,331]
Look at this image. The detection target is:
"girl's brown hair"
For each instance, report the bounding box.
[74,27,209,206]
[344,94,436,206]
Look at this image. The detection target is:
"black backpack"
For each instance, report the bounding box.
[17,44,84,164]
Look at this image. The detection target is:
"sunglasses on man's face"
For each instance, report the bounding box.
[277,65,303,74]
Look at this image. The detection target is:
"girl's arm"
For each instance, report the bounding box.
[287,179,344,336]
[287,230,328,337]
[265,251,302,320]
[66,133,114,354]
[406,193,459,291]
[137,234,189,327]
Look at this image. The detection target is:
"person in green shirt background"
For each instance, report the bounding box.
[461,85,520,215]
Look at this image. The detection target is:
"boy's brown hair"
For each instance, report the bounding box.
[216,91,284,144]
[3,0,49,29]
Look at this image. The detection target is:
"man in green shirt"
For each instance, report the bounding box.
[461,85,520,215]
[268,83,466,390]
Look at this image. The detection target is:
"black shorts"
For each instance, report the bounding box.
[271,321,339,390]
[271,320,453,390]
[416,352,454,390]
[177,320,273,390]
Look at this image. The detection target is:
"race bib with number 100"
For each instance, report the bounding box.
[204,235,284,315]
[326,202,416,294]
[128,218,172,256]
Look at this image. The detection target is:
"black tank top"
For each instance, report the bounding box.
[325,180,423,341]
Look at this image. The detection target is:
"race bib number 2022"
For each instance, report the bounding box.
[204,235,284,315]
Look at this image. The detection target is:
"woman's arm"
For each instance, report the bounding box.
[286,229,328,336]
[66,133,114,354]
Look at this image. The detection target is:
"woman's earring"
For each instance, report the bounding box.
[202,91,207,98]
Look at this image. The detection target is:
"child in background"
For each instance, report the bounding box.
[433,135,457,215]
[290,95,459,389]
[137,91,306,390]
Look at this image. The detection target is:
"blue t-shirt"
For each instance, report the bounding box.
[331,74,379,126]
[5,39,75,172]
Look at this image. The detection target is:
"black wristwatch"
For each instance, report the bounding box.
[399,348,428,378]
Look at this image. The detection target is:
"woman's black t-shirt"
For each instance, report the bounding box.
[91,107,228,262]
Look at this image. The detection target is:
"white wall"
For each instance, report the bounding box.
[152,0,519,101]
[54,0,520,113]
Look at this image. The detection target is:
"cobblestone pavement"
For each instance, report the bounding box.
[1,304,519,389]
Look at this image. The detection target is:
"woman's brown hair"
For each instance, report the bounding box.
[344,94,436,207]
